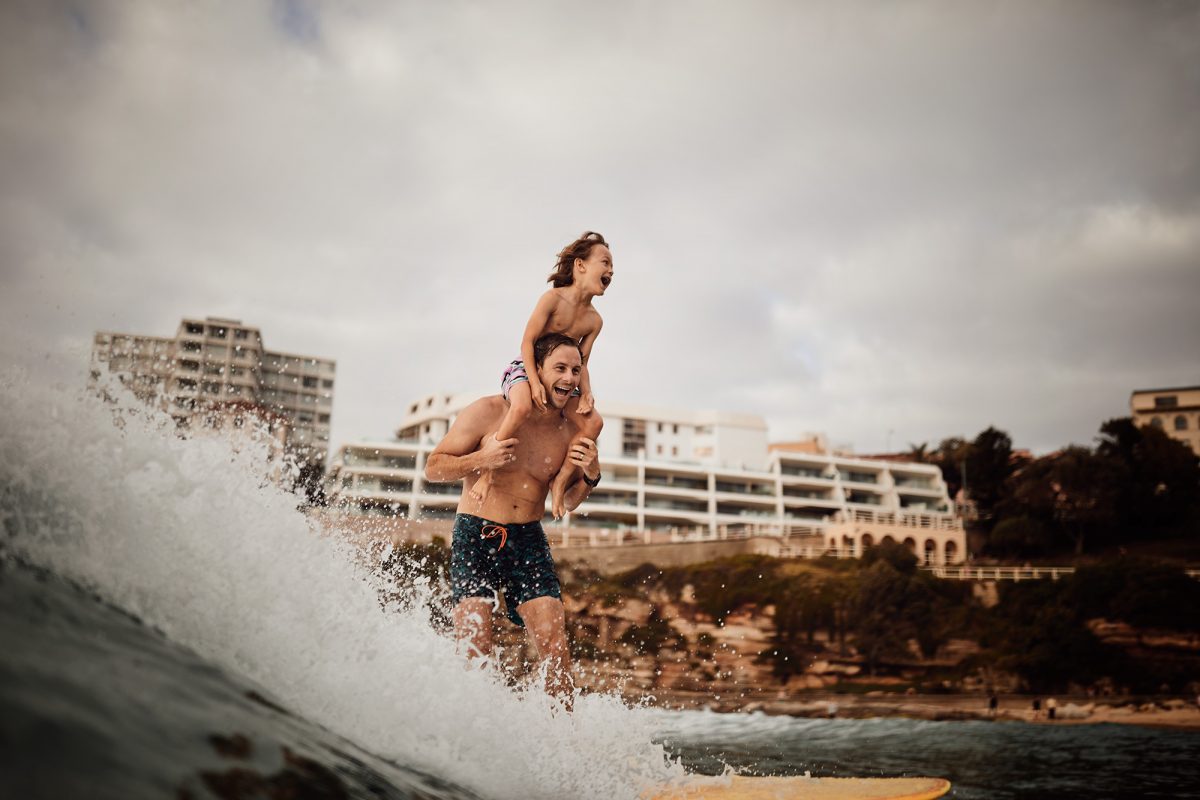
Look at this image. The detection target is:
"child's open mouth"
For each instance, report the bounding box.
[600,275,611,288]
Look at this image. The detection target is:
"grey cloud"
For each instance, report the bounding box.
[2,0,1198,456]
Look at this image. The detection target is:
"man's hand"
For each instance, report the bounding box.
[529,378,548,411]
[477,433,519,471]
[575,392,595,415]
[567,437,599,481]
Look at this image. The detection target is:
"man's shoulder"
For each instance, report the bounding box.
[461,395,507,419]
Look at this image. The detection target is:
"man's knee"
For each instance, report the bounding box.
[518,596,566,641]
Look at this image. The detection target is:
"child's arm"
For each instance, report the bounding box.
[575,317,603,414]
[520,291,558,411]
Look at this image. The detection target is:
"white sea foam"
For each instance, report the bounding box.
[0,361,683,799]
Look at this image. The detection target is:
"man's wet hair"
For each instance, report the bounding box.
[534,333,582,368]
[547,231,609,287]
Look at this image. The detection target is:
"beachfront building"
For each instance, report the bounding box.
[1131,385,1200,457]
[90,316,336,468]
[326,394,965,565]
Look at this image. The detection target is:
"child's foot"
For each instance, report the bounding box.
[550,469,571,519]
[470,470,494,504]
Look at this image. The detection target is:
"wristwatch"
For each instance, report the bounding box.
[582,470,601,487]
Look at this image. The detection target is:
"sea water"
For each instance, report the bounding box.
[2,362,1198,799]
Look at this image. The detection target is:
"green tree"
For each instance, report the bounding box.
[964,427,1015,524]
[764,573,825,679]
[987,515,1051,557]
[905,442,931,463]
[1008,447,1124,555]
[1096,417,1200,535]
[931,437,971,500]
[861,540,919,574]
[848,561,932,673]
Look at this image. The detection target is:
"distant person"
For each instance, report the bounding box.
[1032,697,1042,720]
[988,690,998,718]
[1047,696,1057,721]
[424,334,602,708]
[468,231,612,519]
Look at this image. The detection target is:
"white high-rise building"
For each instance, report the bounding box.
[91,316,336,467]
[327,393,966,564]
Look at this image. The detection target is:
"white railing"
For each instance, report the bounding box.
[924,565,1074,581]
[835,508,963,530]
[925,566,1200,583]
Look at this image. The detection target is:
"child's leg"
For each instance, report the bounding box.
[550,406,604,519]
[496,380,533,442]
[469,381,534,503]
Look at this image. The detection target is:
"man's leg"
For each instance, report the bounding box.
[517,595,573,708]
[453,597,495,662]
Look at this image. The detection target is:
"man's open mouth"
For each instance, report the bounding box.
[553,385,572,398]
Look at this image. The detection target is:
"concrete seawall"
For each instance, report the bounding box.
[552,536,784,573]
[311,510,788,574]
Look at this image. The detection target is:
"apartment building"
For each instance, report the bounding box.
[91,316,336,467]
[327,393,966,564]
[1130,385,1200,456]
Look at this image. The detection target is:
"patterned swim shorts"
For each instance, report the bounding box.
[450,513,561,627]
[500,357,582,402]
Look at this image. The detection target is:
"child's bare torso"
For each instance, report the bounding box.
[541,288,602,343]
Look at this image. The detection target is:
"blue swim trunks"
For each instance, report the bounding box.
[450,513,561,627]
[500,358,581,402]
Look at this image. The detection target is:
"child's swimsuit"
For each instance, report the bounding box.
[450,512,561,627]
[500,358,582,402]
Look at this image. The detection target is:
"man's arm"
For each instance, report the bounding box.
[561,437,601,512]
[424,399,518,482]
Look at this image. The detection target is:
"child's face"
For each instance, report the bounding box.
[575,245,613,296]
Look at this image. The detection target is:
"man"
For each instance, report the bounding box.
[424,333,601,706]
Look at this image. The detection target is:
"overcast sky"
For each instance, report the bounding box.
[2,0,1198,456]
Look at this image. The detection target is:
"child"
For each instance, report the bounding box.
[469,231,611,519]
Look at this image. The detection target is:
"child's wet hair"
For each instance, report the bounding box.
[534,333,582,368]
[547,231,609,287]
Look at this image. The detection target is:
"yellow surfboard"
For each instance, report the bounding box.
[645,775,951,800]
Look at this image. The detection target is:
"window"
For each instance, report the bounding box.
[1176,416,1189,431]
[234,329,249,340]
[672,446,678,456]
[318,413,330,423]
[656,422,663,432]
[656,445,663,455]
[302,376,318,388]
[1150,417,1164,429]
[673,424,679,434]
[208,326,227,338]
[323,379,334,389]
[182,341,201,353]
[179,359,200,371]
[185,322,203,335]
[1154,395,1179,409]
[623,418,646,456]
